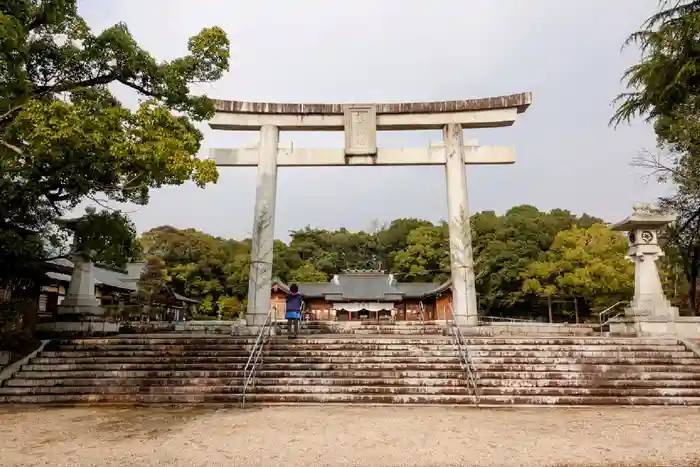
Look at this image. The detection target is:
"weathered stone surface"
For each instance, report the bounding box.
[212,93,533,115]
[3,334,700,406]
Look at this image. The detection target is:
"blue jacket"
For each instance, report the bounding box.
[286,292,303,313]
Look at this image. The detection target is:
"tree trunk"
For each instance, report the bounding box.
[573,297,579,324]
[547,295,553,323]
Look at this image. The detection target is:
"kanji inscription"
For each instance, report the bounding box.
[343,104,377,156]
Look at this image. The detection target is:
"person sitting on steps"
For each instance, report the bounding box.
[285,284,304,339]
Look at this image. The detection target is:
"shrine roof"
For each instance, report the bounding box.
[273,273,448,301]
[213,92,532,115]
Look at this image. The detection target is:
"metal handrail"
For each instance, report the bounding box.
[241,306,275,408]
[598,301,627,324]
[448,305,480,407]
[479,316,539,323]
[601,311,624,326]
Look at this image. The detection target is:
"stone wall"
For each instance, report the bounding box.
[119,320,246,334]
[472,322,595,336]
[610,316,700,338]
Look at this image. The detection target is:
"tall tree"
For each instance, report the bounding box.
[522,224,634,323]
[393,225,450,283]
[0,1,229,290]
[612,0,700,311]
[471,206,602,315]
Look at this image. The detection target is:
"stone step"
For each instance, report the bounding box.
[36,350,696,361]
[50,343,456,352]
[476,371,700,380]
[29,356,464,364]
[51,338,255,346]
[472,363,697,372]
[38,349,462,358]
[267,337,681,345]
[13,370,247,379]
[242,385,700,397]
[22,361,698,373]
[13,369,467,379]
[5,377,466,388]
[7,384,700,398]
[52,336,682,344]
[2,393,700,406]
[475,378,700,388]
[264,344,688,352]
[22,362,463,371]
[0,385,245,395]
[9,377,700,390]
[14,369,700,381]
[264,350,695,359]
[27,355,700,365]
[353,329,445,335]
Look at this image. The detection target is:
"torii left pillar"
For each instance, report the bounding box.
[247,124,279,329]
[208,93,532,330]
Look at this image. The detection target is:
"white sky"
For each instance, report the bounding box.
[78,0,671,240]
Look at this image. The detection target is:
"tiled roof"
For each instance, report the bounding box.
[274,273,449,301]
[44,259,198,303]
[48,258,136,290]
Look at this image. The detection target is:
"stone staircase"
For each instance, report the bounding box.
[1,334,700,405]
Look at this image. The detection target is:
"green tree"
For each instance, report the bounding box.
[289,261,327,282]
[522,224,634,323]
[141,226,235,306]
[393,225,450,283]
[216,295,245,319]
[0,1,229,289]
[612,0,700,312]
[135,255,168,319]
[472,206,602,316]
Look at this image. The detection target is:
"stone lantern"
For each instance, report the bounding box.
[37,208,118,335]
[612,204,678,319]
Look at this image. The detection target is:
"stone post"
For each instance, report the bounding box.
[612,205,678,319]
[443,123,478,326]
[57,257,102,317]
[246,124,279,329]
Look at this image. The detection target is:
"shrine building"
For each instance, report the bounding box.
[270,270,453,322]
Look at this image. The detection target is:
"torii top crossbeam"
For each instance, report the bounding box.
[209,92,532,131]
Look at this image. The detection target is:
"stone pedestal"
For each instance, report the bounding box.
[57,259,103,318]
[610,205,681,336]
[39,257,118,336]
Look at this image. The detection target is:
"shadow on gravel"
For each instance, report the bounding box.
[91,406,243,440]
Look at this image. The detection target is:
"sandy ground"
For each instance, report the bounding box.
[1,406,699,467]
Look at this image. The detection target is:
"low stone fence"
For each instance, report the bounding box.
[471,321,595,336]
[610,316,700,338]
[120,320,246,334]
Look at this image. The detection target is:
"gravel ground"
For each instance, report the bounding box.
[1,406,699,467]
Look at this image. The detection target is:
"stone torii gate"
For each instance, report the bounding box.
[208,93,532,329]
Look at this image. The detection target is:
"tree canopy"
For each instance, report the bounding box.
[0,1,229,290]
[522,224,634,322]
[613,0,700,311]
[136,206,643,322]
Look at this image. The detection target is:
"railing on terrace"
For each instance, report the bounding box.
[241,306,275,408]
[478,316,541,324]
[598,301,628,325]
[448,305,480,408]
